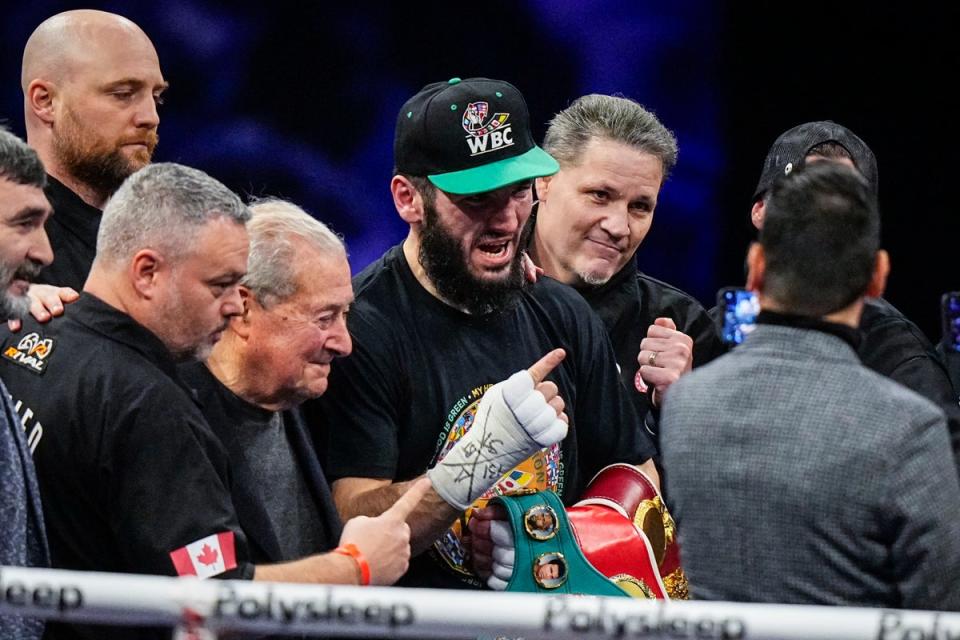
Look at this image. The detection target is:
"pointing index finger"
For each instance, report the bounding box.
[527,348,566,385]
[384,477,432,520]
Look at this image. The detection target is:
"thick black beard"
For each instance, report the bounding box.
[418,201,526,316]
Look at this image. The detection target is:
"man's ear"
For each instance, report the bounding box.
[745,242,765,292]
[129,249,163,299]
[26,80,58,125]
[391,175,424,225]
[231,287,256,338]
[866,249,890,298]
[750,199,766,230]
[535,175,552,202]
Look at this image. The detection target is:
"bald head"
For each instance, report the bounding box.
[22,10,156,91]
[22,10,166,208]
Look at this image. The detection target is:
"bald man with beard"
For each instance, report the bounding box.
[22,10,166,292]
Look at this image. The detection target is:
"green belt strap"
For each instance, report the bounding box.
[492,491,629,597]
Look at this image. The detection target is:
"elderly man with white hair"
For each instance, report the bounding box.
[180,198,407,578]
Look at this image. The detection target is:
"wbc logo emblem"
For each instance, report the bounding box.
[462,101,513,156]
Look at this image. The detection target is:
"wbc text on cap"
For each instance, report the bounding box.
[394,76,559,195]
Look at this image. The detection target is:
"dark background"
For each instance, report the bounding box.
[2,1,956,341]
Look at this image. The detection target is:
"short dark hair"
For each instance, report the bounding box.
[0,125,46,189]
[761,162,879,317]
[806,141,853,163]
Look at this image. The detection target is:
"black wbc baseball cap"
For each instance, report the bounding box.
[753,121,879,200]
[394,77,559,195]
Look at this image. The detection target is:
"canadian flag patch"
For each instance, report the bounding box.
[169,531,237,579]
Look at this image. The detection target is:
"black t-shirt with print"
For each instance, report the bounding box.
[311,244,655,589]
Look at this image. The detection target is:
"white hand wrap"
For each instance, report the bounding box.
[486,520,516,590]
[427,370,568,511]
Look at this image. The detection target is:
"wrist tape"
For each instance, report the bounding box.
[427,370,567,510]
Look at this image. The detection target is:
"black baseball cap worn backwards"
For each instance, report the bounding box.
[394,77,559,195]
[753,121,879,200]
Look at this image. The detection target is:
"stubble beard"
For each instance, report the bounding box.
[575,266,613,287]
[52,107,156,198]
[0,260,43,322]
[155,280,220,363]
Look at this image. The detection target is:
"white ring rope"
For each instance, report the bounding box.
[1,566,957,639]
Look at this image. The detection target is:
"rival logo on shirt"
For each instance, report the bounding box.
[3,332,55,375]
[462,101,513,157]
[169,531,237,579]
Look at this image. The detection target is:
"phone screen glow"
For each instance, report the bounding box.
[722,289,760,346]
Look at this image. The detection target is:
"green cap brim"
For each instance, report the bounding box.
[428,146,560,195]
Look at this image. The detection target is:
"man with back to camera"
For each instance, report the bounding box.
[0,164,424,640]
[313,76,659,589]
[661,162,960,608]
[527,94,725,435]
[748,121,960,464]
[0,126,54,640]
[20,9,165,300]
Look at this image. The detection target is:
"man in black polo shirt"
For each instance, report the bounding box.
[0,164,421,640]
[527,94,724,437]
[747,121,960,464]
[315,77,658,589]
[21,9,166,291]
[0,163,247,640]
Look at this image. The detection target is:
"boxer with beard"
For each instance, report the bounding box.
[313,77,658,590]
[417,182,527,316]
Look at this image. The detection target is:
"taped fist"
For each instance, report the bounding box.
[427,349,568,510]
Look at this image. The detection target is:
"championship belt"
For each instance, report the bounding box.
[491,491,630,596]
[570,463,689,600]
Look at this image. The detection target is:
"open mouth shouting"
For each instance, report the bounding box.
[474,235,515,270]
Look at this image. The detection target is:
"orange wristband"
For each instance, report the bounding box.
[333,544,370,586]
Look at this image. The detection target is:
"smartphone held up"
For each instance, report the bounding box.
[719,287,759,347]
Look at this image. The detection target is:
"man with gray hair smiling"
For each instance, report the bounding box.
[180,198,425,582]
[0,167,423,640]
[527,94,723,436]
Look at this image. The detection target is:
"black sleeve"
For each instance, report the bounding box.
[641,295,727,439]
[313,305,405,480]
[680,302,727,368]
[106,384,254,579]
[573,307,658,478]
[705,303,735,353]
[860,316,960,463]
